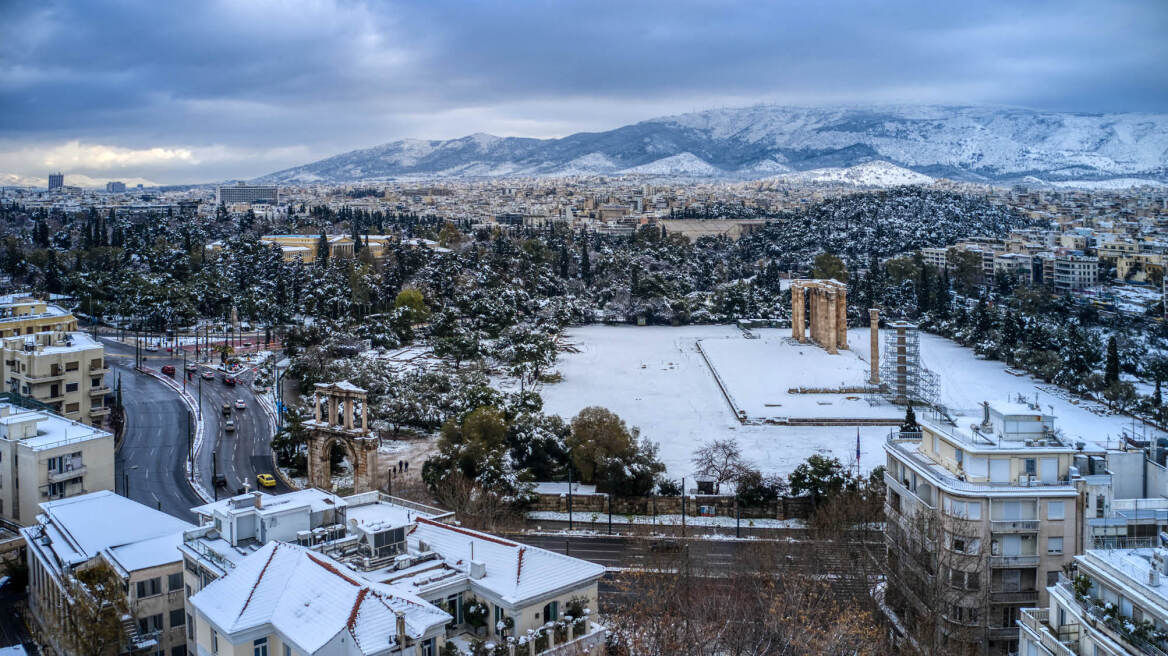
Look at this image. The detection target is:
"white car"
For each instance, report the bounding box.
[225,419,236,432]
[235,399,247,410]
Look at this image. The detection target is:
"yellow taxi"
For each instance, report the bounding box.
[256,473,277,488]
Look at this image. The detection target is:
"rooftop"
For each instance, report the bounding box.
[0,402,112,451]
[21,491,193,573]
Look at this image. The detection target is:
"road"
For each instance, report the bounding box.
[104,335,290,521]
[108,352,204,522]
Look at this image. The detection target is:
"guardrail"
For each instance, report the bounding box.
[991,520,1040,533]
[1018,608,1077,656]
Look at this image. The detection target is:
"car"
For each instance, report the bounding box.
[235,399,247,410]
[221,403,231,416]
[212,474,227,488]
[185,362,198,372]
[201,370,214,380]
[256,473,276,488]
[144,343,159,352]
[225,419,235,431]
[160,364,175,376]
[223,376,236,386]
[649,539,683,553]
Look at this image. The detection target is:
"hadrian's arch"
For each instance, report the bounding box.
[306,381,379,493]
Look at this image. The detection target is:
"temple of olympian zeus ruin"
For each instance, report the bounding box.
[790,279,849,354]
[305,381,379,493]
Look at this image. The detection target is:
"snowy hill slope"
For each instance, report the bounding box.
[769,161,934,187]
[257,105,1168,184]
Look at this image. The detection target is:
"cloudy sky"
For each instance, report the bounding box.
[1,0,1165,186]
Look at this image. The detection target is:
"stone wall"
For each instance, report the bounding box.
[530,493,813,520]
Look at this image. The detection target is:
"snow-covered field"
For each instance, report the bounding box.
[541,325,1153,480]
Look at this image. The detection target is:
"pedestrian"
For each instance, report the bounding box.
[398,460,403,472]
[404,461,409,473]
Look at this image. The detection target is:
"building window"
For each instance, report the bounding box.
[420,639,435,656]
[136,577,163,598]
[65,382,78,393]
[543,601,559,622]
[169,608,185,628]
[171,647,186,656]
[168,572,183,591]
[1047,501,1065,520]
[187,614,194,640]
[1047,571,1060,587]
[283,646,291,656]
[1047,537,1064,555]
[65,402,79,413]
[137,613,163,634]
[212,631,218,654]
[254,637,268,656]
[65,361,78,371]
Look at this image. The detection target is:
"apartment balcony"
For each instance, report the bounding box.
[990,554,1040,568]
[89,406,110,418]
[886,438,1078,495]
[989,589,1039,604]
[991,519,1040,533]
[23,370,67,382]
[988,625,1020,641]
[47,465,85,483]
[89,361,107,372]
[1017,608,1077,656]
[885,474,935,511]
[88,385,111,396]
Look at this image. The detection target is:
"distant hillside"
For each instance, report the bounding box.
[258,105,1168,186]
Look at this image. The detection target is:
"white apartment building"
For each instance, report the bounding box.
[1018,546,1168,655]
[884,401,1117,655]
[0,402,113,524]
[181,489,606,656]
[1052,254,1099,294]
[21,491,195,656]
[920,247,950,272]
[1,330,109,426]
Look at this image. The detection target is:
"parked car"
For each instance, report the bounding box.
[201,370,214,380]
[221,403,231,416]
[160,364,175,376]
[256,473,276,488]
[225,419,235,432]
[223,376,236,386]
[235,399,247,410]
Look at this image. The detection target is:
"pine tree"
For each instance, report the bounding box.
[901,403,920,433]
[317,232,329,266]
[580,240,591,284]
[1105,336,1120,385]
[1154,378,1162,409]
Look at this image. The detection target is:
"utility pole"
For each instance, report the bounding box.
[567,454,574,532]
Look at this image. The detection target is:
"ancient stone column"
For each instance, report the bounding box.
[836,286,849,350]
[791,285,805,342]
[343,396,354,429]
[868,308,880,384]
[823,289,838,354]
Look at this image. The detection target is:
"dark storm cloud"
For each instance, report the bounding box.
[1,0,1165,184]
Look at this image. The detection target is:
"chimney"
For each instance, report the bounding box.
[395,610,406,645]
[868,308,880,384]
[253,491,263,509]
[469,560,486,580]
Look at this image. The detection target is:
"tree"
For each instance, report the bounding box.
[44,562,128,656]
[316,232,330,266]
[566,406,634,484]
[691,438,745,493]
[394,288,429,324]
[788,454,852,502]
[811,252,848,282]
[1105,335,1120,385]
[901,403,920,433]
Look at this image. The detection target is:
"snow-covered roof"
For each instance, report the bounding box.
[0,403,112,451]
[192,489,346,518]
[23,491,193,573]
[190,542,449,654]
[410,517,605,606]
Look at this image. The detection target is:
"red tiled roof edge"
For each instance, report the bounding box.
[238,544,280,621]
[415,516,517,547]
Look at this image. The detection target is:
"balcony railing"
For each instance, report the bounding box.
[989,589,1039,604]
[991,520,1040,533]
[886,439,1078,494]
[990,554,1040,568]
[88,385,111,396]
[885,475,935,511]
[47,465,85,483]
[1017,608,1077,656]
[1056,575,1168,656]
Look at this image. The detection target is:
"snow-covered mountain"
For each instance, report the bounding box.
[258,105,1168,185]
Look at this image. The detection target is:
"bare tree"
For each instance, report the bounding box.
[691,438,745,493]
[42,561,128,656]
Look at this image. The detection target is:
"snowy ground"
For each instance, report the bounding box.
[699,330,898,420]
[541,325,1158,480]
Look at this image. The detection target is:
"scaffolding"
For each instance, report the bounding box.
[879,321,939,408]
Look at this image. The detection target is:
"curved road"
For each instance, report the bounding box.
[105,335,290,521]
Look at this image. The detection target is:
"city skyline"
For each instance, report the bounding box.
[2,0,1166,186]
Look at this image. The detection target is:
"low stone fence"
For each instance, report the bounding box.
[529,492,812,520]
